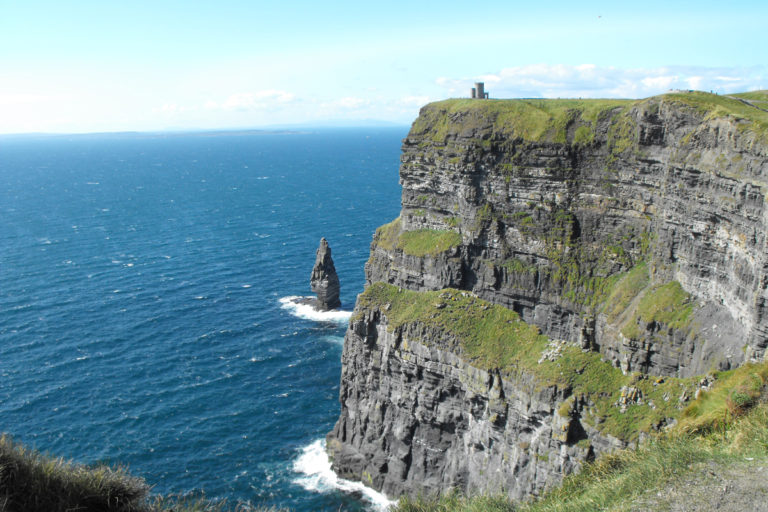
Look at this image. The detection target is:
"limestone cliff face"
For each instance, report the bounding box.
[328,92,768,499]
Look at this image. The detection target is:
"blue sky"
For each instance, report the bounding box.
[1,0,766,133]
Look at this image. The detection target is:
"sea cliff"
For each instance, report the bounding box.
[327,91,768,500]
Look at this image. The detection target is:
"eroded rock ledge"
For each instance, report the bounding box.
[328,91,768,500]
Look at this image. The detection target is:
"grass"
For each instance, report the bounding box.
[661,90,768,144]
[0,434,149,512]
[358,283,697,441]
[501,257,538,274]
[410,98,633,145]
[601,262,650,321]
[409,90,768,151]
[678,363,768,435]
[393,361,768,512]
[0,434,281,512]
[732,90,768,102]
[398,229,462,257]
[372,216,462,257]
[620,281,693,340]
[372,217,403,251]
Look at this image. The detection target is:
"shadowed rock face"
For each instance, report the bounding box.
[310,238,341,310]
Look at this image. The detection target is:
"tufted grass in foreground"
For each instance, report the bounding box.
[0,434,281,512]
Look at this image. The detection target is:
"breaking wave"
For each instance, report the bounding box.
[279,296,352,323]
[292,439,395,511]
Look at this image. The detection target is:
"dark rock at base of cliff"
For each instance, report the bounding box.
[310,238,341,311]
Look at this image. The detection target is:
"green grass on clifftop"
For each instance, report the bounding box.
[411,98,633,145]
[358,283,698,441]
[410,90,768,147]
[654,90,768,144]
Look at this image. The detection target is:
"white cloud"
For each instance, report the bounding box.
[641,75,678,90]
[221,90,296,110]
[439,64,767,99]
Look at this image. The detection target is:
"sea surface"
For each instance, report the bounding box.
[0,128,406,511]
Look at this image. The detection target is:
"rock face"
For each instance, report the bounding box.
[310,238,341,310]
[327,92,768,500]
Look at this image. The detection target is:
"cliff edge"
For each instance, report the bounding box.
[327,91,768,500]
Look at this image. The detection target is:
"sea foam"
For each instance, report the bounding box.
[279,296,352,323]
[292,439,395,511]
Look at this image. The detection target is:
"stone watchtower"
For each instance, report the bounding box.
[471,82,489,99]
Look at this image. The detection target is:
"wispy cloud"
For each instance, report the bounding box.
[218,90,296,110]
[156,90,298,116]
[438,65,767,99]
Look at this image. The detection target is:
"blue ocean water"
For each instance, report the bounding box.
[0,128,406,511]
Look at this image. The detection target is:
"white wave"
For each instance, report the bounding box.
[292,439,395,511]
[279,296,352,323]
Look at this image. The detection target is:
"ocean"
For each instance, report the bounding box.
[0,128,406,511]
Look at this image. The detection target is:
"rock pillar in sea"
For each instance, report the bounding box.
[310,238,341,310]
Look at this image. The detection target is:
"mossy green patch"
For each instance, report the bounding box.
[602,262,651,321]
[502,257,538,274]
[372,216,461,257]
[397,229,462,256]
[372,217,402,251]
[358,283,548,370]
[621,281,693,340]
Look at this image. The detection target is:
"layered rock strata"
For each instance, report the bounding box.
[328,91,768,499]
[310,237,341,310]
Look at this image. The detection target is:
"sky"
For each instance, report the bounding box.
[1,0,766,134]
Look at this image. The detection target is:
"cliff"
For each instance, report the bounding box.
[327,91,768,500]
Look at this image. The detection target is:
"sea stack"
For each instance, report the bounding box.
[310,238,341,310]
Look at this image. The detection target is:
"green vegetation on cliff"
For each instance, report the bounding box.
[395,361,768,512]
[620,281,693,340]
[411,90,768,148]
[664,90,768,143]
[358,282,697,441]
[411,97,633,145]
[373,217,461,256]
